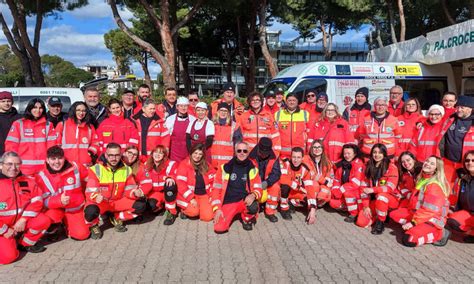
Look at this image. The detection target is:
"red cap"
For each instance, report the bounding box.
[0,91,13,101]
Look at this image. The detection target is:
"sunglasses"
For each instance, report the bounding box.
[306,94,316,98]
[236,149,248,153]
[189,98,199,102]
[465,159,474,163]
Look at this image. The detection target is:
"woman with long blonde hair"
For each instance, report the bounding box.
[307,103,355,163]
[390,156,451,247]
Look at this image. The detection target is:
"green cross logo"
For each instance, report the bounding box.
[318,65,328,75]
[422,43,430,56]
[0,202,7,210]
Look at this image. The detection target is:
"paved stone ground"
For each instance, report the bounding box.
[1,208,474,283]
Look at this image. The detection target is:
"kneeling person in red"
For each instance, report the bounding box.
[84,143,147,239]
[212,142,262,233]
[0,152,50,264]
[279,147,317,224]
[36,146,90,241]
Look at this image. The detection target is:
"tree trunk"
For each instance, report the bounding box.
[159,0,177,88]
[257,0,278,78]
[138,57,152,87]
[441,0,456,25]
[237,17,249,95]
[386,0,398,44]
[397,0,406,42]
[372,19,384,48]
[179,54,192,94]
[246,1,257,94]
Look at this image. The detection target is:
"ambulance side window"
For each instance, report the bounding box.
[15,96,72,114]
[396,79,447,110]
[292,78,327,104]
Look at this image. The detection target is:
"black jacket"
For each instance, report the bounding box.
[0,107,22,155]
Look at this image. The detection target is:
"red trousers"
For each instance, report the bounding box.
[85,198,139,225]
[148,191,177,215]
[315,184,331,204]
[214,201,255,233]
[44,208,90,240]
[0,213,51,265]
[182,194,213,222]
[265,184,280,215]
[330,184,360,215]
[389,207,443,246]
[356,202,376,228]
[448,210,474,235]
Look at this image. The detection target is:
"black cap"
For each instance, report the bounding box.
[317,92,328,101]
[257,137,273,155]
[265,90,276,98]
[457,95,474,108]
[305,89,317,96]
[48,96,62,106]
[275,87,284,94]
[223,82,235,92]
[286,92,298,100]
[217,102,231,112]
[355,87,369,99]
[122,89,135,95]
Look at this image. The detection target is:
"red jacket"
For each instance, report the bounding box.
[280,159,316,208]
[344,107,371,133]
[85,162,138,202]
[0,174,43,235]
[263,104,280,116]
[211,161,262,211]
[388,101,404,117]
[396,112,422,156]
[332,158,365,193]
[361,163,400,207]
[5,117,58,175]
[176,158,216,209]
[406,174,449,229]
[410,120,443,162]
[132,113,170,160]
[210,122,240,169]
[36,162,88,213]
[308,117,355,162]
[398,171,417,201]
[136,160,178,196]
[56,119,100,166]
[96,114,139,152]
[356,112,401,157]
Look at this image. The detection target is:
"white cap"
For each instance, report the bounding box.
[196,102,208,110]
[177,96,189,105]
[428,104,445,117]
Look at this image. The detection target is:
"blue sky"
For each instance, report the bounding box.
[0,0,370,79]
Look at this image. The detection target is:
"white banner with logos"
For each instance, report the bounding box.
[370,19,474,65]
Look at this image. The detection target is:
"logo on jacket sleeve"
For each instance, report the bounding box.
[82,137,89,143]
[67,177,74,184]
[0,202,7,210]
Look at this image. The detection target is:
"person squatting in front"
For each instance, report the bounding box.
[135,145,179,225]
[279,147,317,224]
[211,142,262,233]
[35,146,90,241]
[390,156,451,247]
[176,143,216,222]
[356,144,400,235]
[84,143,147,239]
[0,152,51,264]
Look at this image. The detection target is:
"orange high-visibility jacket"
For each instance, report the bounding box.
[136,160,178,196]
[280,159,316,208]
[5,117,58,175]
[96,114,139,152]
[356,112,401,157]
[210,121,240,169]
[132,113,171,158]
[332,158,365,193]
[410,120,443,162]
[396,112,423,156]
[240,108,281,155]
[360,162,400,207]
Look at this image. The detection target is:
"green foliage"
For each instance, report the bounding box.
[41,54,93,87]
[0,44,23,87]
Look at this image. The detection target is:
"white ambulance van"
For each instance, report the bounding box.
[0,87,84,114]
[264,62,456,111]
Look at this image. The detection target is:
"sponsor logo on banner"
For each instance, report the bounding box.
[395,65,422,76]
[352,65,373,75]
[374,65,392,75]
[336,65,351,75]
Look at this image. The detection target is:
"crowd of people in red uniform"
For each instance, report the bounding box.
[1,81,474,265]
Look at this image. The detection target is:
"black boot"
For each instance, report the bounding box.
[344,215,356,223]
[242,221,253,231]
[163,211,177,225]
[265,213,278,223]
[463,235,474,243]
[371,220,385,235]
[19,243,47,253]
[433,229,451,246]
[280,210,292,220]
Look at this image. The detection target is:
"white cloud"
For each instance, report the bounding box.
[67,0,134,23]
